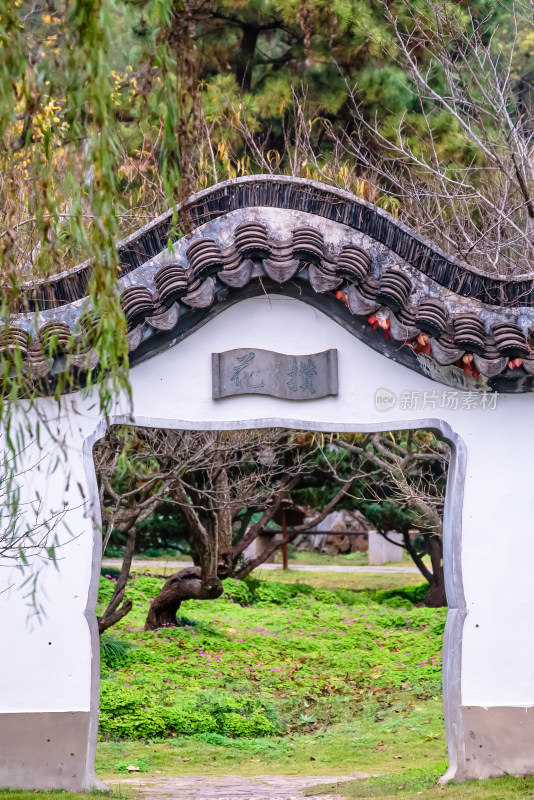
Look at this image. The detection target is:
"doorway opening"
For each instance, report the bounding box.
[92,423,455,781]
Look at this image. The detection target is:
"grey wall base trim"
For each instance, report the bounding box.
[0,711,105,791]
[462,706,534,779]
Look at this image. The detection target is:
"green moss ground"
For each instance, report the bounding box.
[96,572,445,778]
[306,769,534,798]
[254,568,425,591]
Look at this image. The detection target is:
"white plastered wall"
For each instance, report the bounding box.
[1,294,533,781]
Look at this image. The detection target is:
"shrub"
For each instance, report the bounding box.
[98,684,280,740]
[191,691,280,737]
[101,566,121,580]
[100,635,134,670]
[99,685,168,739]
[223,578,252,605]
[380,595,411,609]
[250,580,294,605]
[143,547,166,557]
[164,707,218,735]
[115,757,150,773]
[372,583,430,607]
[428,615,447,636]
[314,587,361,606]
[241,578,363,608]
[221,711,275,737]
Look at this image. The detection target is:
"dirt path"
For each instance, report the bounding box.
[109,773,369,799]
[102,559,418,574]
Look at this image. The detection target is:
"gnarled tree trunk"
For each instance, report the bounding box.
[423,534,447,607]
[98,521,137,634]
[402,530,447,607]
[144,566,222,630]
[214,468,234,578]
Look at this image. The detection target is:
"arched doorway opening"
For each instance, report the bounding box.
[91,419,458,785]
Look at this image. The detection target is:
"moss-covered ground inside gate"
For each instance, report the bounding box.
[95,571,447,778]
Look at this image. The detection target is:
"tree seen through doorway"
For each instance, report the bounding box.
[94,426,448,633]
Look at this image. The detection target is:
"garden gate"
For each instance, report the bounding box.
[1,176,533,789]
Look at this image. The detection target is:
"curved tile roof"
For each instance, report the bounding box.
[12,175,534,311]
[4,176,534,393]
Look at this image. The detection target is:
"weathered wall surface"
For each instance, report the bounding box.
[1,295,533,787]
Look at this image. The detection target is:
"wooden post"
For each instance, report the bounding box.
[282,510,289,570]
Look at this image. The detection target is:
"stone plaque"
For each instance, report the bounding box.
[212,348,338,400]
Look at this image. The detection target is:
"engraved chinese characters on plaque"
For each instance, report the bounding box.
[212,348,338,400]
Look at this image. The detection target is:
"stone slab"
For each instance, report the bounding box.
[212,348,338,400]
[368,531,404,566]
[109,773,371,800]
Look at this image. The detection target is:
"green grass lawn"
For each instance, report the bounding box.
[254,568,425,592]
[125,565,424,592]
[96,694,446,778]
[96,571,444,780]
[273,550,412,567]
[305,770,534,798]
[108,549,417,569]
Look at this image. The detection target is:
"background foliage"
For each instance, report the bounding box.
[2,0,529,283]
